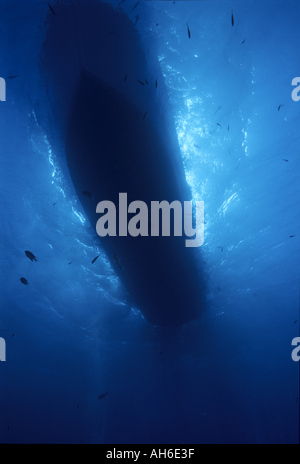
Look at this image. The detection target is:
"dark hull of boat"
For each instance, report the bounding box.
[41,0,204,326]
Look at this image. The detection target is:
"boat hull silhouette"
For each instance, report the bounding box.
[41,0,204,326]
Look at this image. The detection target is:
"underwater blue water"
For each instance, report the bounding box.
[0,0,299,444]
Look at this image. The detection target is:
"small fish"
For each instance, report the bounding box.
[113,254,123,270]
[155,78,157,88]
[131,1,139,12]
[228,125,230,131]
[68,262,72,265]
[53,202,57,206]
[11,334,15,338]
[124,74,127,82]
[7,75,19,79]
[92,255,100,264]
[134,14,140,26]
[214,106,222,114]
[216,123,221,127]
[289,235,295,238]
[187,23,191,39]
[217,246,223,252]
[231,10,234,26]
[25,250,38,262]
[242,39,245,44]
[82,191,94,199]
[20,277,29,286]
[294,320,298,324]
[145,78,149,85]
[47,2,55,15]
[143,111,147,120]
[278,104,284,111]
[136,79,145,86]
[98,392,108,400]
[283,159,289,162]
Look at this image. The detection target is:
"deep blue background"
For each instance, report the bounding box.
[0,0,299,444]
